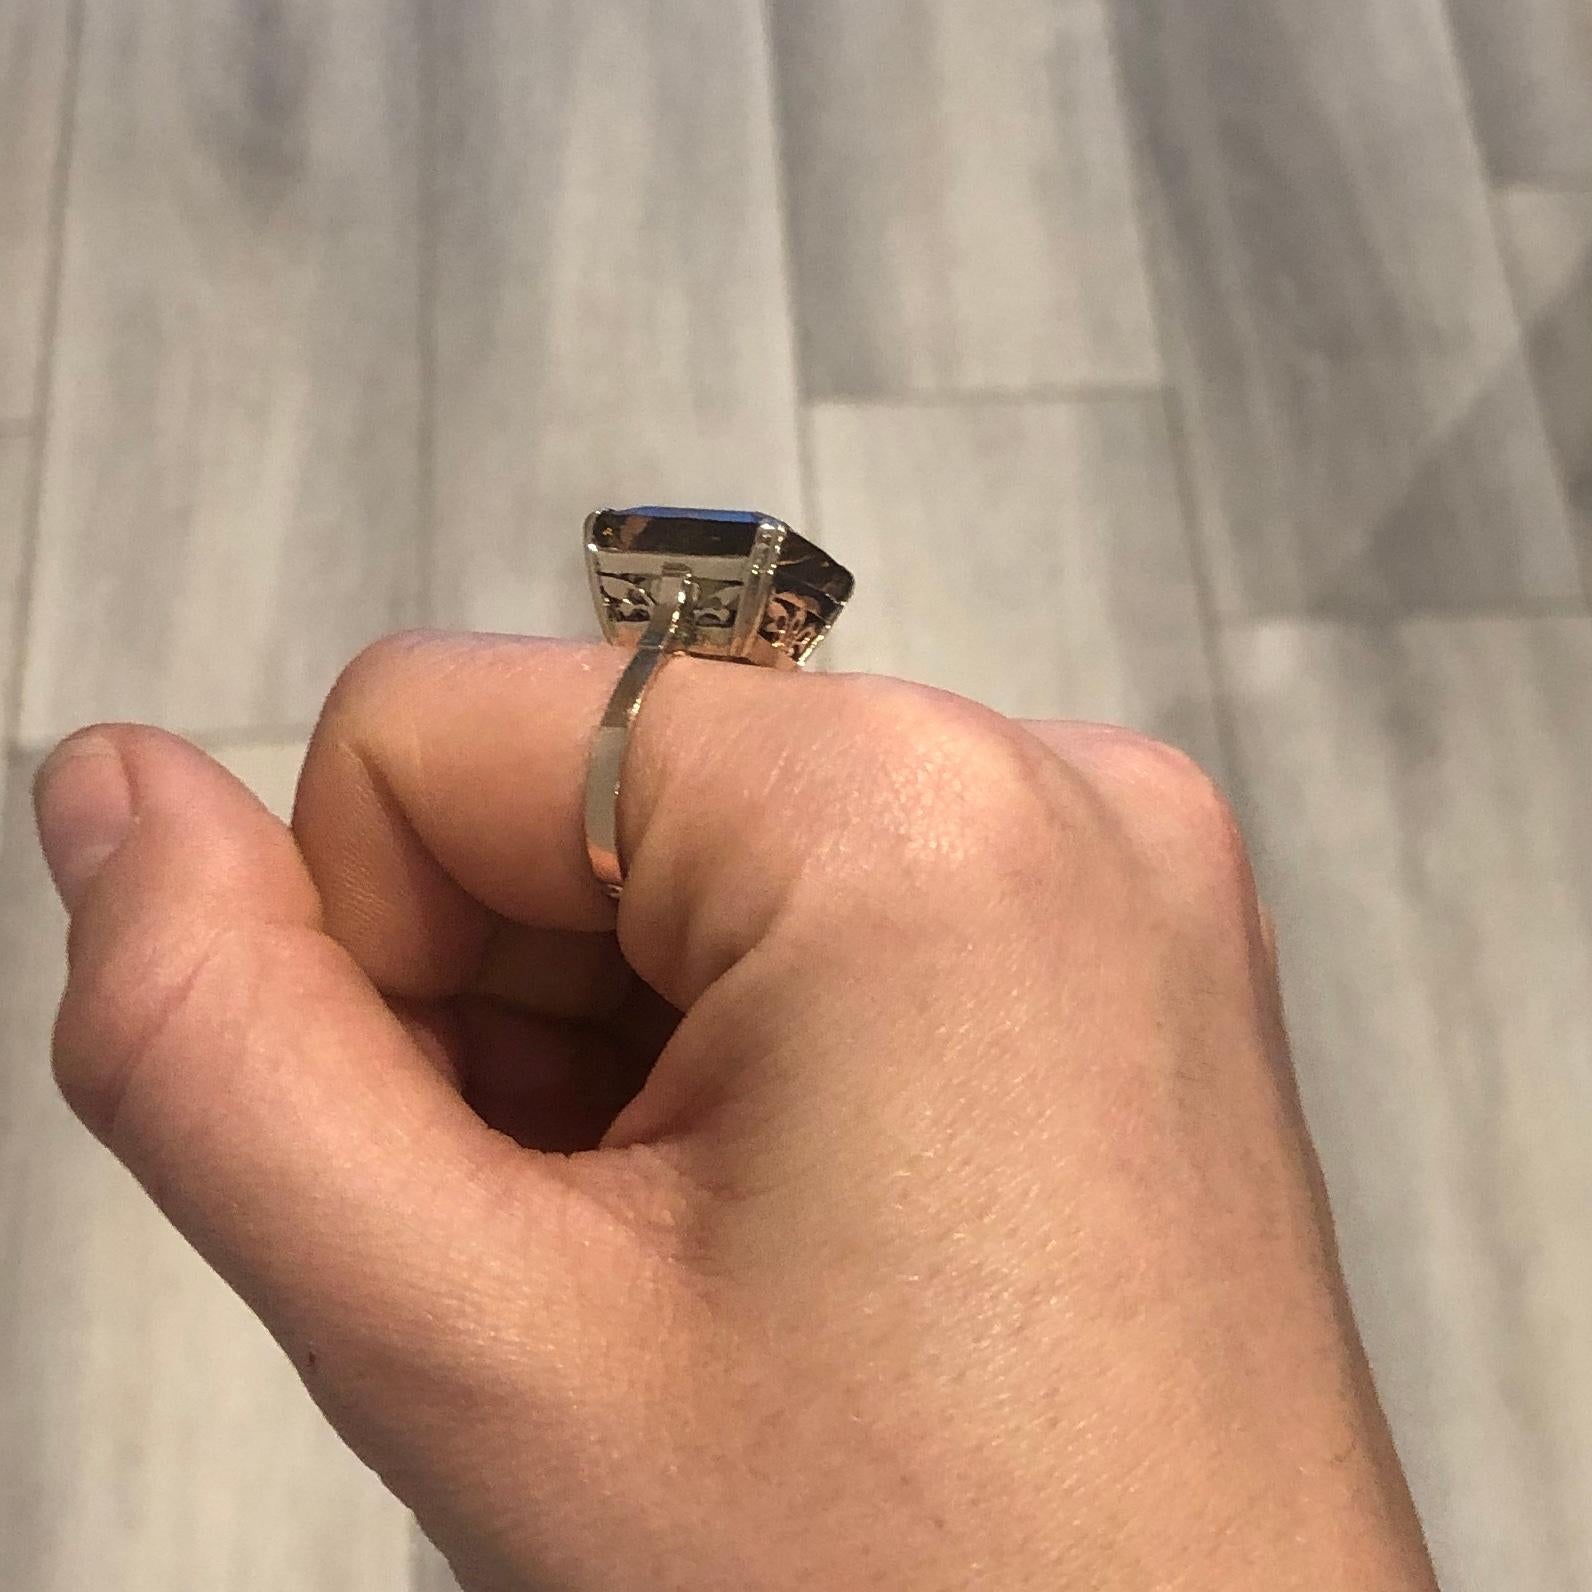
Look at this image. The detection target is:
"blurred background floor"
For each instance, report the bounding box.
[1,2,1589,1589]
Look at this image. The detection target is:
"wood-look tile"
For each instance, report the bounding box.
[0,0,73,420]
[771,0,1160,398]
[812,397,1226,776]
[1111,0,1582,617]
[0,748,411,1592]
[1224,617,1592,1592]
[0,432,32,828]
[18,0,423,746]
[1497,187,1592,582]
[427,0,802,638]
[1445,0,1592,183]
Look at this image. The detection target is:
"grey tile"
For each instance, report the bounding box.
[1111,0,1582,617]
[1445,0,1592,183]
[812,396,1226,777]
[427,0,803,638]
[1224,616,1592,1592]
[771,0,1160,398]
[0,748,411,1592]
[1497,187,1592,586]
[0,0,74,420]
[18,0,424,746]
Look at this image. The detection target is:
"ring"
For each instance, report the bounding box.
[582,506,855,898]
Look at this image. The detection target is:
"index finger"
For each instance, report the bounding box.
[291,630,1087,1013]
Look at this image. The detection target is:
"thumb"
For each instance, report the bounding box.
[31,727,653,1486]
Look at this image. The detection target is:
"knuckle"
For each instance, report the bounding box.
[320,629,440,731]
[53,917,255,1145]
[832,677,1091,881]
[1100,733,1254,902]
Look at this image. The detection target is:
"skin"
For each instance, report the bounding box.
[33,631,1440,1592]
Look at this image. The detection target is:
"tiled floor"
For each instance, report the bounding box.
[0,2,1588,1588]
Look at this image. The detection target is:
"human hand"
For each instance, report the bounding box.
[33,632,1438,1591]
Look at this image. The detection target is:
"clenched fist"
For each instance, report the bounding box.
[33,632,1437,1591]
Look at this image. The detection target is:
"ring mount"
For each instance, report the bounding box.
[582,506,853,899]
[585,506,854,669]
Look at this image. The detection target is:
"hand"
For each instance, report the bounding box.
[34,631,1438,1591]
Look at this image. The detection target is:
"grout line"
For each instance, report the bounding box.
[1428,0,1505,206]
[1158,388,1248,788]
[793,380,820,541]
[4,0,86,762]
[413,0,439,629]
[195,723,320,750]
[12,722,320,759]
[808,381,1170,413]
[1424,2,1592,618]
[756,0,818,535]
[1428,0,1562,423]
[1095,1,1247,795]
[1490,177,1592,201]
[1485,190,1592,616]
[1214,600,1592,632]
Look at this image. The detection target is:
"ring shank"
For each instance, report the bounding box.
[583,569,696,898]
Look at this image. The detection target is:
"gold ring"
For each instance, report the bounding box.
[582,506,854,899]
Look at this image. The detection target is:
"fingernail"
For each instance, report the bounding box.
[34,734,136,913]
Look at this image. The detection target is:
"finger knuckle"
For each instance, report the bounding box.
[322,630,439,724]
[1101,732,1254,903]
[53,918,256,1145]
[835,677,1089,883]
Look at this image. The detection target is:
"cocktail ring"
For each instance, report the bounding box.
[582,506,854,898]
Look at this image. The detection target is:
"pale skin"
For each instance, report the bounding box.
[33,631,1440,1591]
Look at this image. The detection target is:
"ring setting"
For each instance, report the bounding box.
[582,506,854,897]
